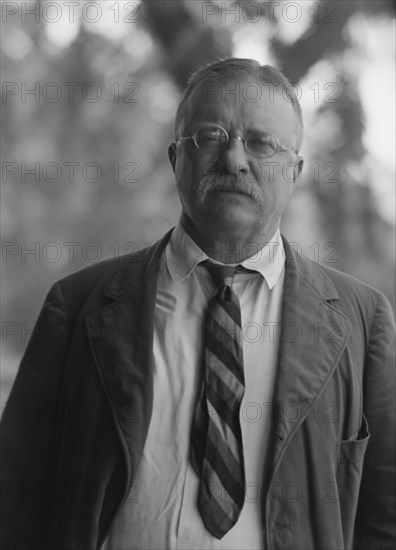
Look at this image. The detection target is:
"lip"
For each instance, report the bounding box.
[212,188,253,197]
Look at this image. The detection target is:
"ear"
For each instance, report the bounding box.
[293,155,304,183]
[168,143,177,173]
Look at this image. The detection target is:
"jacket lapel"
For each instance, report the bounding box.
[86,229,173,498]
[267,237,352,477]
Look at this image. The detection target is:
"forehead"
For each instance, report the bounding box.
[184,77,298,138]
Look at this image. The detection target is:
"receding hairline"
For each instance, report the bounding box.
[174,58,304,152]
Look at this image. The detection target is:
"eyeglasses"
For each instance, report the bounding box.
[177,123,296,158]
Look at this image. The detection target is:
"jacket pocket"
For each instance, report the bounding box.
[337,413,371,465]
[336,414,371,549]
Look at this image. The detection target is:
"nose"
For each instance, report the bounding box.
[218,136,249,175]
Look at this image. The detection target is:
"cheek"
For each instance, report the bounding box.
[257,161,294,191]
[257,170,294,214]
[175,152,202,185]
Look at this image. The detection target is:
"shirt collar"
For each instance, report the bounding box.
[166,219,285,290]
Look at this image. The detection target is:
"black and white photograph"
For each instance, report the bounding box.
[1,1,395,549]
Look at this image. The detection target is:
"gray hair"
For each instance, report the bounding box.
[175,58,303,153]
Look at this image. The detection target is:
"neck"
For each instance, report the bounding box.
[180,213,276,264]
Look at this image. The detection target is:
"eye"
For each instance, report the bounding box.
[195,126,227,148]
[247,132,278,155]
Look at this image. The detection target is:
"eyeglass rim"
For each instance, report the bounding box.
[176,122,298,157]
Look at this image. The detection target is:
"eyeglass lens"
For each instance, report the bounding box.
[194,125,278,157]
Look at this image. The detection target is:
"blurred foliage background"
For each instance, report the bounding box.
[1,0,395,402]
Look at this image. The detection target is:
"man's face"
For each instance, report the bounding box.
[169,77,303,245]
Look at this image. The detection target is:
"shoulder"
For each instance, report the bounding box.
[300,255,395,334]
[48,229,173,319]
[57,245,149,295]
[318,261,390,309]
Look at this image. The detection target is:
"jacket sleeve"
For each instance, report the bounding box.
[354,292,396,550]
[0,281,70,549]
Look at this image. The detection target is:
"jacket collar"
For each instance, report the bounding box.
[281,237,339,301]
[102,228,174,299]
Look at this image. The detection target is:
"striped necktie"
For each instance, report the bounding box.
[190,262,246,539]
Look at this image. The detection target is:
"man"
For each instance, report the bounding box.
[1,58,395,550]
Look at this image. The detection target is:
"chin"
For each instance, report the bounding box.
[203,205,258,233]
[207,194,257,216]
[203,192,256,213]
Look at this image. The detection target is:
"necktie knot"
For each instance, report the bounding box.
[202,261,236,290]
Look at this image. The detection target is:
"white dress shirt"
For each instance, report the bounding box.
[103,221,285,550]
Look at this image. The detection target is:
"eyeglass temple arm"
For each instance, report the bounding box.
[279,144,298,154]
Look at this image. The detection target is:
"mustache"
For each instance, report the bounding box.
[197,173,263,203]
